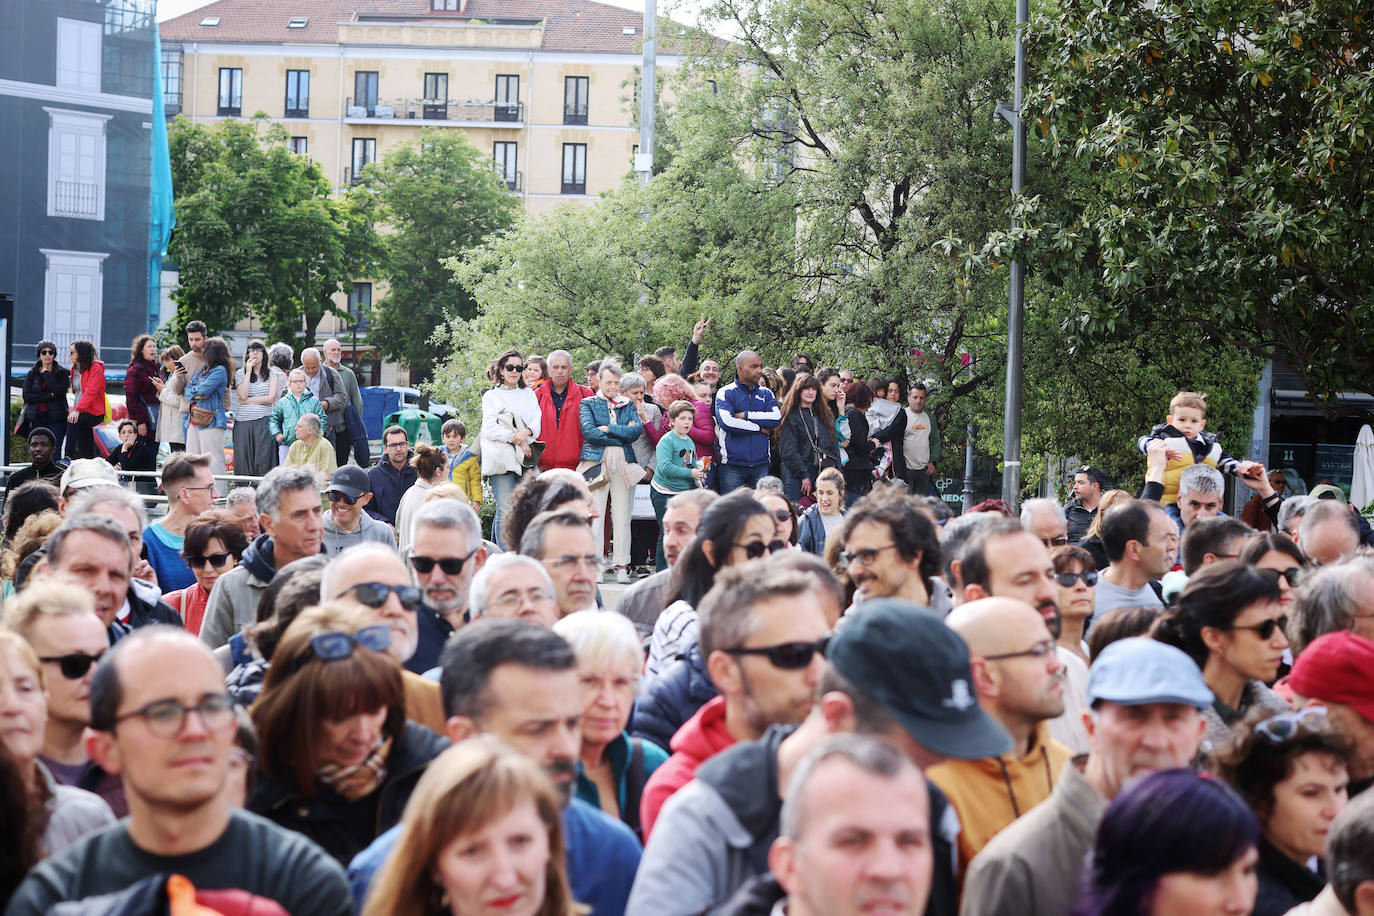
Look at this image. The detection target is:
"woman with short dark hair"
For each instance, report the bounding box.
[248,602,447,865]
[20,340,69,457]
[64,340,104,460]
[164,509,248,637]
[1214,708,1353,916]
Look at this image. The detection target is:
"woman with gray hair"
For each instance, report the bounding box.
[554,610,667,837]
[578,359,643,585]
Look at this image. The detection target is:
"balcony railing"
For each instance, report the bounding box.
[52,180,100,219]
[563,104,588,125]
[285,105,309,118]
[499,171,523,192]
[217,102,241,116]
[345,97,524,123]
[561,179,586,195]
[343,166,374,186]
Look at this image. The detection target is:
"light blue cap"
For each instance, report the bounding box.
[1087,638,1213,709]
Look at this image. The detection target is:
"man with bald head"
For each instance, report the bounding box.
[5,627,351,916]
[321,338,368,466]
[926,597,1070,879]
[1300,500,1362,567]
[320,544,445,732]
[714,349,781,492]
[299,346,349,452]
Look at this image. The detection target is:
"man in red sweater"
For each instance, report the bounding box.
[536,349,594,471]
[639,563,832,837]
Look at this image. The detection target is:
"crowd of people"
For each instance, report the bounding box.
[2,315,1374,916]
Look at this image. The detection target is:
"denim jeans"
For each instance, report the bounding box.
[783,464,817,503]
[719,463,767,494]
[651,487,673,571]
[488,471,521,549]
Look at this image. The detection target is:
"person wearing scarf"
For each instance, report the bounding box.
[577,359,644,585]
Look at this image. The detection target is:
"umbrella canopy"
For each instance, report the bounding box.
[1350,425,1374,511]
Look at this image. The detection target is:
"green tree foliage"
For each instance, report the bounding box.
[362,129,518,382]
[167,115,378,343]
[965,0,1374,405]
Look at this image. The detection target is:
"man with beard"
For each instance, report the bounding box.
[960,638,1212,916]
[347,619,641,914]
[638,565,831,837]
[836,490,948,613]
[406,499,486,659]
[925,598,1069,881]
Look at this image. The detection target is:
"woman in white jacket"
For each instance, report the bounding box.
[481,349,541,548]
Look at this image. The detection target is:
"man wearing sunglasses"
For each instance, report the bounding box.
[629,599,1010,916]
[1160,515,1256,602]
[410,499,486,631]
[6,627,352,916]
[926,597,1070,879]
[962,637,1213,916]
[365,425,417,528]
[321,465,396,556]
[5,580,127,816]
[321,543,446,732]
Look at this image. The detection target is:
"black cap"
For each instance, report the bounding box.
[828,599,1012,760]
[329,464,371,499]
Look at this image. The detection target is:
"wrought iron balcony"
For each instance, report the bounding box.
[345,97,524,124]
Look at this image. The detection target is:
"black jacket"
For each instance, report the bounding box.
[249,721,449,865]
[23,363,70,425]
[631,645,719,754]
[1253,838,1325,916]
[365,456,417,526]
[843,409,877,473]
[1065,499,1096,544]
[778,407,839,480]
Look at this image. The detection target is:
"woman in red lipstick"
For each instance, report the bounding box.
[361,739,579,916]
[1214,707,1354,916]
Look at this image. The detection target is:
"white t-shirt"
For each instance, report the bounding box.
[903,409,934,466]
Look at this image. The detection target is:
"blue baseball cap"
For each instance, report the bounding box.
[1087,638,1213,709]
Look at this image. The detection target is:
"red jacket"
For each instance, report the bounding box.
[75,360,106,415]
[640,695,738,839]
[536,381,593,471]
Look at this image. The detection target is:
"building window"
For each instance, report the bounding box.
[46,108,110,221]
[217,68,242,116]
[348,282,372,328]
[494,141,518,191]
[563,76,588,125]
[161,47,182,116]
[561,143,586,195]
[423,72,448,120]
[431,0,459,8]
[495,74,520,121]
[351,138,376,183]
[288,136,308,154]
[56,18,102,92]
[353,71,379,117]
[41,249,108,353]
[285,70,309,118]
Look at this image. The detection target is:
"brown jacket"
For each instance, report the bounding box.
[403,671,446,735]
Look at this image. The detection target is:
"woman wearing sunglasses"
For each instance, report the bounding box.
[20,340,70,457]
[164,510,248,637]
[1215,708,1353,916]
[480,349,542,549]
[249,602,448,865]
[1241,533,1306,618]
[554,611,667,837]
[754,488,800,548]
[1048,545,1097,758]
[1153,561,1293,760]
[0,631,115,860]
[645,491,777,681]
[360,739,579,916]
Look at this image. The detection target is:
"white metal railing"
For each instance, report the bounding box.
[0,466,268,511]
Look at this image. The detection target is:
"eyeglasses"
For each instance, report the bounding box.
[292,625,393,673]
[1255,706,1328,743]
[328,490,358,505]
[768,509,793,523]
[726,636,831,670]
[1257,567,1302,588]
[1042,536,1069,547]
[112,693,236,738]
[546,554,600,571]
[490,589,556,613]
[839,544,899,567]
[228,748,255,771]
[737,539,787,560]
[39,349,56,356]
[983,639,1058,662]
[411,550,478,576]
[185,552,233,569]
[344,582,423,611]
[1224,614,1289,640]
[180,484,217,494]
[39,650,105,680]
[1054,570,1098,587]
[503,364,526,373]
[385,441,410,449]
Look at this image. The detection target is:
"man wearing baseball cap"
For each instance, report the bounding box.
[57,458,119,506]
[627,599,1011,916]
[321,464,397,556]
[960,637,1213,916]
[1289,631,1374,791]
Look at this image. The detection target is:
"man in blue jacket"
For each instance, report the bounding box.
[366,425,417,526]
[714,351,781,492]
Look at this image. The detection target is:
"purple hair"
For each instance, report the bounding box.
[1072,769,1259,916]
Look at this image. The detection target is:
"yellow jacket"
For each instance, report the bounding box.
[445,448,483,506]
[927,722,1071,882]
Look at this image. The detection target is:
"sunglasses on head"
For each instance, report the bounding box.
[40,650,105,679]
[345,582,423,611]
[1054,570,1098,587]
[726,636,830,670]
[410,550,476,576]
[1225,614,1290,640]
[1255,706,1328,743]
[185,552,233,569]
[739,539,787,560]
[328,490,358,506]
[291,625,392,672]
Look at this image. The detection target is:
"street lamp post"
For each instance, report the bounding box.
[997,0,1029,510]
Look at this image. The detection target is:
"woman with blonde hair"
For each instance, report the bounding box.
[360,738,581,916]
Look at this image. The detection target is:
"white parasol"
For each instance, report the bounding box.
[1350,424,1374,511]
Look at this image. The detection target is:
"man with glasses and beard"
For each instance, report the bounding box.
[837,490,949,614]
[321,465,396,556]
[347,619,642,914]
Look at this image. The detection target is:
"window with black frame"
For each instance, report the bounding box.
[561,143,586,194]
[285,69,309,118]
[217,67,241,116]
[563,76,588,124]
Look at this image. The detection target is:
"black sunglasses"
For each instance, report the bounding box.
[328,491,358,506]
[503,363,526,373]
[1257,567,1302,587]
[738,539,787,560]
[768,508,793,523]
[410,550,477,576]
[1226,614,1289,640]
[345,582,423,611]
[40,650,105,679]
[727,636,830,670]
[291,625,392,672]
[39,349,56,356]
[185,552,233,569]
[1054,570,1098,587]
